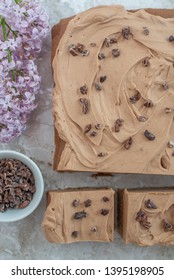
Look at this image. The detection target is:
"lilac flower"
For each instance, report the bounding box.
[0,0,49,143]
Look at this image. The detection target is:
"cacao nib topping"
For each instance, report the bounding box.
[115,118,124,133]
[129,92,140,103]
[72,199,80,207]
[112,48,120,57]
[0,158,35,212]
[84,124,92,134]
[97,152,108,157]
[91,226,97,232]
[136,210,151,229]
[144,100,153,108]
[110,37,117,44]
[90,42,97,47]
[104,37,110,48]
[104,37,117,48]
[101,209,109,216]
[71,231,78,238]
[80,84,88,94]
[95,123,101,130]
[144,130,155,141]
[68,44,78,56]
[124,137,133,150]
[143,26,149,35]
[142,57,150,67]
[95,82,102,91]
[165,107,172,113]
[82,49,90,57]
[122,26,132,39]
[100,75,107,83]
[98,52,106,60]
[145,199,157,209]
[137,116,147,122]
[162,219,173,231]
[84,199,92,207]
[68,43,89,57]
[79,98,89,114]
[168,35,174,42]
[74,210,87,219]
[103,196,109,202]
[90,131,97,137]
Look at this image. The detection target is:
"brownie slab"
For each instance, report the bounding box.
[41,188,114,243]
[118,188,174,246]
[52,5,174,174]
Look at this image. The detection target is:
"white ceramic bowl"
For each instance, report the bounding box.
[0,150,44,222]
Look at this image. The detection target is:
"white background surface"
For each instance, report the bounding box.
[1,0,174,260]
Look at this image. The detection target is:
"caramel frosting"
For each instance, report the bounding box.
[53,5,174,174]
[41,188,114,243]
[122,189,174,246]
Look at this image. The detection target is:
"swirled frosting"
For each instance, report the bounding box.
[53,5,174,174]
[41,188,114,243]
[121,189,174,246]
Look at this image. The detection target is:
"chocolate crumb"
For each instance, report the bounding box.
[143,26,149,35]
[103,196,109,202]
[145,199,157,209]
[144,130,155,141]
[100,75,107,83]
[162,219,173,231]
[101,209,109,216]
[98,52,106,60]
[74,211,87,219]
[124,137,133,150]
[168,35,174,42]
[95,82,102,91]
[72,231,79,238]
[122,26,132,39]
[72,199,80,207]
[80,84,88,94]
[84,199,92,207]
[84,124,92,134]
[112,48,120,57]
[144,100,153,108]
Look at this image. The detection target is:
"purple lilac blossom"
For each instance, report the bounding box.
[0,0,49,142]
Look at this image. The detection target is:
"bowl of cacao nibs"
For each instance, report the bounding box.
[0,150,44,222]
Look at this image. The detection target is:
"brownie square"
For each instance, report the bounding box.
[42,188,114,243]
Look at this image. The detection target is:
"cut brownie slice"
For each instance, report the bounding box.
[118,188,174,246]
[41,187,114,243]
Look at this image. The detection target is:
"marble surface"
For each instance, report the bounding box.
[1,0,174,260]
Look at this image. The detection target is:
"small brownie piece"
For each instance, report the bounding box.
[41,188,114,243]
[118,188,174,246]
